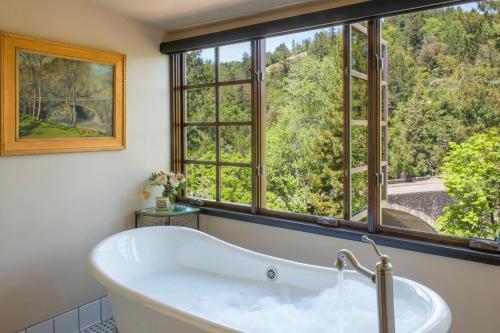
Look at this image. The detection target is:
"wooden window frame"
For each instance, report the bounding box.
[172,44,256,213]
[344,22,371,224]
[170,13,478,249]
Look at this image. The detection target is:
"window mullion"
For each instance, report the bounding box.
[252,39,267,213]
[251,39,257,213]
[343,24,352,221]
[215,47,221,202]
[170,53,184,175]
[367,19,382,233]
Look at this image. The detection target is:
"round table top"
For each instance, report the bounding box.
[135,205,200,217]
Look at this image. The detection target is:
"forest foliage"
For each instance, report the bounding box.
[436,128,499,239]
[184,2,499,238]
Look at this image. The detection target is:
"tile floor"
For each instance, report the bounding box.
[18,296,114,333]
[80,318,116,333]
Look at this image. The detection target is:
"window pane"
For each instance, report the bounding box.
[351,24,368,73]
[221,126,251,163]
[352,77,368,119]
[219,42,252,82]
[185,48,215,85]
[352,125,368,168]
[221,167,252,204]
[220,84,251,122]
[352,171,368,218]
[185,87,215,122]
[381,3,499,239]
[186,126,216,161]
[186,164,216,200]
[265,27,344,217]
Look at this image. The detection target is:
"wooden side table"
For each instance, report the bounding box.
[135,205,200,229]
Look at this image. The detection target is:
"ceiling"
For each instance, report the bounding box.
[88,0,325,32]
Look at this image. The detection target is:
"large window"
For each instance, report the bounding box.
[171,1,499,246]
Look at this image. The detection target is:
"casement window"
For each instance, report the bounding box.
[168,0,499,254]
[179,43,253,206]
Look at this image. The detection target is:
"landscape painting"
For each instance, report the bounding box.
[0,32,125,156]
[18,51,114,138]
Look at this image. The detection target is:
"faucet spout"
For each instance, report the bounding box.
[336,249,375,283]
[335,236,395,333]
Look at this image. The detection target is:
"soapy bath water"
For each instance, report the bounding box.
[131,268,426,333]
[337,269,344,333]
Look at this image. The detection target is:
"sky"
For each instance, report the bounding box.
[197,2,479,62]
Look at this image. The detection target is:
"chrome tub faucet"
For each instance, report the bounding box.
[335,235,395,333]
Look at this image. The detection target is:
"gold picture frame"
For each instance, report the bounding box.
[0,32,126,155]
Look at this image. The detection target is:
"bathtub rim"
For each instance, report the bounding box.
[88,226,451,333]
[88,228,244,333]
[88,226,342,332]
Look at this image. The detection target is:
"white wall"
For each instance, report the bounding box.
[201,215,500,333]
[0,0,168,331]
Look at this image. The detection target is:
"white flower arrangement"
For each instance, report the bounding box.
[148,171,186,200]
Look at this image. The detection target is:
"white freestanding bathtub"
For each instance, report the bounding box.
[88,226,451,333]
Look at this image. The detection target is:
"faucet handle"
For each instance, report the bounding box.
[362,235,384,257]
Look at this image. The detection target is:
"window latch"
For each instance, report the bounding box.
[469,238,500,253]
[317,217,340,227]
[189,198,204,206]
[375,172,385,186]
[375,55,384,71]
[255,70,264,82]
[257,164,265,176]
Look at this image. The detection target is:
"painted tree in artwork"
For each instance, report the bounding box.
[62,60,81,127]
[19,52,45,120]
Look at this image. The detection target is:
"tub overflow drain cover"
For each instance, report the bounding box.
[266,266,278,281]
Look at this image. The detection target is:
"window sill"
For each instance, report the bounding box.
[198,206,500,267]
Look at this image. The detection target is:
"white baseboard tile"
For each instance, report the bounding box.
[100,297,112,320]
[21,296,111,333]
[26,319,53,333]
[79,300,101,330]
[54,309,79,333]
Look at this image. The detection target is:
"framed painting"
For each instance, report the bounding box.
[0,32,126,155]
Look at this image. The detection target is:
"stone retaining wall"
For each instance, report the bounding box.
[387,190,454,222]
